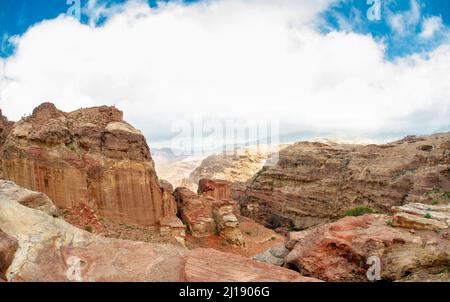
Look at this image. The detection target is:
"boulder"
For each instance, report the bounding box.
[159,216,186,247]
[284,214,450,281]
[0,180,59,217]
[253,243,289,266]
[0,230,18,280]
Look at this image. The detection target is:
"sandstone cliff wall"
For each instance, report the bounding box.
[0,103,168,226]
[241,134,450,229]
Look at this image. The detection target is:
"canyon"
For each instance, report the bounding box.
[239,134,450,229]
[1,102,450,282]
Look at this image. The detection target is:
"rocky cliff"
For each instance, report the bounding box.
[0,180,317,282]
[183,149,270,191]
[0,102,173,226]
[0,110,13,154]
[241,133,450,229]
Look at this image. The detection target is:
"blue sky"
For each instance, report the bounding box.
[0,0,449,146]
[1,0,450,59]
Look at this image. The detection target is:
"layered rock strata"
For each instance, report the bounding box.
[174,187,244,245]
[0,181,314,282]
[241,133,450,229]
[0,103,172,226]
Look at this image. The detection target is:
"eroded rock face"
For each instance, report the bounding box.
[241,133,450,229]
[198,178,231,200]
[0,103,167,226]
[174,187,244,245]
[0,181,314,282]
[0,109,13,149]
[391,203,450,230]
[213,200,245,246]
[184,149,270,191]
[284,214,450,281]
[174,188,217,238]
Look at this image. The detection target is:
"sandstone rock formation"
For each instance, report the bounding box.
[0,103,172,226]
[283,214,450,281]
[241,133,450,229]
[198,178,232,200]
[0,181,314,282]
[184,248,319,282]
[391,202,450,230]
[183,149,270,191]
[0,109,13,150]
[0,180,59,217]
[253,243,289,267]
[174,187,244,245]
[0,230,18,280]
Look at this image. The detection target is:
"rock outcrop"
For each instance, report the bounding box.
[183,149,270,191]
[241,133,450,229]
[198,178,232,200]
[0,230,18,280]
[0,103,172,226]
[0,181,314,282]
[283,214,450,281]
[391,202,450,230]
[174,187,244,245]
[0,109,13,149]
[0,180,59,217]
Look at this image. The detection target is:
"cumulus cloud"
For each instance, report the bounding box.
[0,0,449,146]
[420,16,443,39]
[386,0,421,36]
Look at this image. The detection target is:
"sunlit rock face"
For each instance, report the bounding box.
[0,102,167,226]
[241,133,450,229]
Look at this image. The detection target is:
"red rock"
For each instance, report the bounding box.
[184,248,320,282]
[174,187,217,237]
[284,214,450,281]
[0,103,170,226]
[0,182,316,282]
[0,230,18,280]
[198,178,231,200]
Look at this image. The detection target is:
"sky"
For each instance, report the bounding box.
[0,0,450,150]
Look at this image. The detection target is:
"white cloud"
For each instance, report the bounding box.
[420,16,443,39]
[387,0,421,36]
[0,0,449,145]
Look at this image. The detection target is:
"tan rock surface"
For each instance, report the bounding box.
[241,133,450,229]
[392,212,448,231]
[0,103,169,226]
[0,180,59,216]
[284,214,450,281]
[184,248,320,282]
[0,181,314,282]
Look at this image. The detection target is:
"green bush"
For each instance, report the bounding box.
[344,206,375,217]
[443,192,450,200]
[432,200,439,205]
[424,213,432,219]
